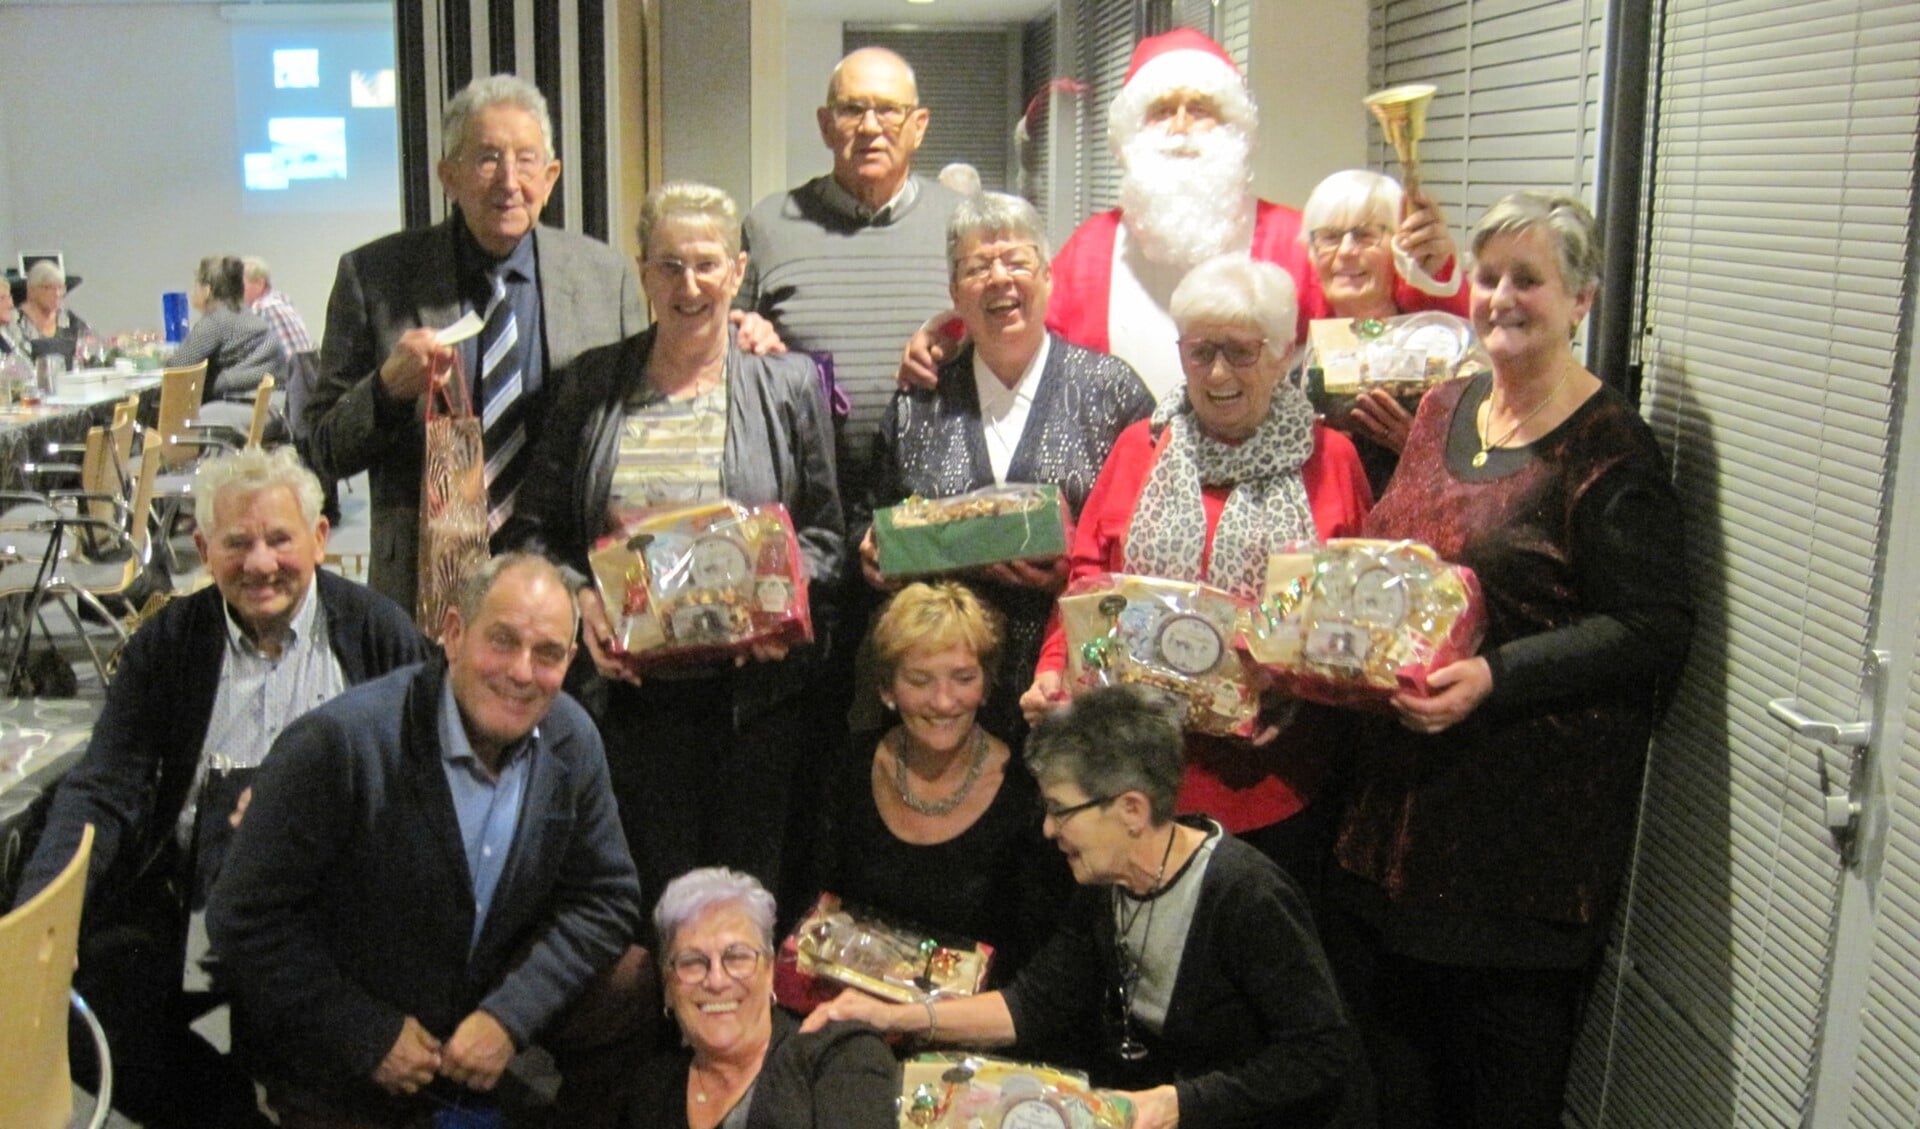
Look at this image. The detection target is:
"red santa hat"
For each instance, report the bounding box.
[1108,29,1258,152]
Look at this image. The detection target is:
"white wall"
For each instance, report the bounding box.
[0,108,15,261]
[0,4,400,341]
[1246,0,1370,209]
[784,15,841,190]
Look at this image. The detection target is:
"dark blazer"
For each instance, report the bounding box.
[12,571,428,915]
[207,658,644,1120]
[307,216,645,611]
[626,1008,897,1129]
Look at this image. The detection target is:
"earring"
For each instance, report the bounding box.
[881,697,896,712]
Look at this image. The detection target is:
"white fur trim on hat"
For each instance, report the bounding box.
[1108,47,1257,155]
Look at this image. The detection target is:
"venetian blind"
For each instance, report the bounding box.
[1566,0,1917,1125]
[847,28,1016,194]
[1367,0,1606,221]
[1074,0,1138,216]
[1021,12,1058,218]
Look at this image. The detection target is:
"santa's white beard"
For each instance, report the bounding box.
[1118,126,1256,269]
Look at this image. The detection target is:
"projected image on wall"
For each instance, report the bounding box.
[232,15,399,215]
[242,118,348,190]
[351,69,395,108]
[274,48,321,89]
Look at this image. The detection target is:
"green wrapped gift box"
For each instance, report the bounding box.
[874,484,1069,578]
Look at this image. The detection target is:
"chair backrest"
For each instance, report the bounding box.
[152,360,208,470]
[74,425,112,525]
[108,395,138,497]
[246,373,276,448]
[0,823,93,1129]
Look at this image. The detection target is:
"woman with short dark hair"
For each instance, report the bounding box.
[808,684,1371,1129]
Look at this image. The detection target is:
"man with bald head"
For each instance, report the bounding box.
[737,46,962,501]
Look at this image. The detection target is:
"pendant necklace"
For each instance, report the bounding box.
[1112,824,1179,1061]
[1474,365,1572,467]
[891,725,989,817]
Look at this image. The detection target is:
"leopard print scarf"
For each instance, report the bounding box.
[1122,388,1318,597]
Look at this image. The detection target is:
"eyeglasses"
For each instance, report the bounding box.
[668,943,767,985]
[956,247,1042,284]
[645,257,733,284]
[1309,224,1390,253]
[467,147,550,181]
[1177,337,1268,371]
[828,100,917,128]
[1042,794,1115,825]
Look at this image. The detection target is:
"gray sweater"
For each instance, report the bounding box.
[737,174,961,497]
[168,304,287,399]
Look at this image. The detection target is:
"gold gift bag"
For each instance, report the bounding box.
[416,356,490,637]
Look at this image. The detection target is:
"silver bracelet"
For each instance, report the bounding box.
[921,998,938,1042]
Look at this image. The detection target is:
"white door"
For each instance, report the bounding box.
[1565,0,1920,1124]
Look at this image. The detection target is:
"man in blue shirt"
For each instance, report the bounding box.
[209,553,648,1129]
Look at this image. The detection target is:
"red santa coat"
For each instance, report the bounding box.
[1044,199,1464,348]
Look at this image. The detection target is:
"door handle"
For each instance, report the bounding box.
[1765,699,1872,749]
[1766,651,1887,868]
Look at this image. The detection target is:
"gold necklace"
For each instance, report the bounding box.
[1473,367,1572,467]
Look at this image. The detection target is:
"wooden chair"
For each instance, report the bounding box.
[150,371,277,570]
[0,448,161,689]
[146,360,208,472]
[0,823,112,1129]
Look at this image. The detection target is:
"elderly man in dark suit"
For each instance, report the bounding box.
[209,552,649,1129]
[12,445,429,1129]
[307,74,644,615]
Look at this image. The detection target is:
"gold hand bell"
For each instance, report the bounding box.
[1363,83,1437,196]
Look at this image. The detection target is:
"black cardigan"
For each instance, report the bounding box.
[12,571,428,915]
[625,1008,897,1129]
[1001,821,1372,1128]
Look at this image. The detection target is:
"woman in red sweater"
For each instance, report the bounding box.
[1019,252,1371,892]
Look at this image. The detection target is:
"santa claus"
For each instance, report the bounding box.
[1044,28,1463,400]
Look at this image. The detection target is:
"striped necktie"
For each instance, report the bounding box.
[478,272,530,532]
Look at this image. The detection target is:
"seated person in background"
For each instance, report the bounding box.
[808,685,1372,1129]
[860,191,1153,743]
[18,258,91,362]
[628,867,897,1129]
[0,282,27,356]
[209,553,651,1129]
[242,254,336,519]
[168,254,288,404]
[9,445,428,1129]
[812,583,1072,988]
[1298,169,1469,493]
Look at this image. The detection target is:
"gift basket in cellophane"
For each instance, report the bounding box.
[586,500,810,670]
[1058,573,1261,738]
[898,1053,1135,1129]
[873,484,1070,578]
[1243,538,1483,711]
[1304,310,1489,428]
[773,893,992,1013]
